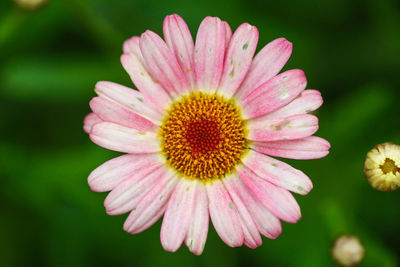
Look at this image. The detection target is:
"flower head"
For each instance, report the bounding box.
[364,142,400,191]
[331,235,365,267]
[14,0,47,10]
[84,14,330,254]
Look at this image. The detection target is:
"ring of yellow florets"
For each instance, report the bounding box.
[159,91,249,180]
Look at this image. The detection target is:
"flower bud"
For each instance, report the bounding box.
[364,142,400,191]
[14,0,47,10]
[331,235,364,266]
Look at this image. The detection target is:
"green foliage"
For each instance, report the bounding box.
[0,0,400,266]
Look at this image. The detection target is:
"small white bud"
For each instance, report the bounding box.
[14,0,47,10]
[331,235,365,267]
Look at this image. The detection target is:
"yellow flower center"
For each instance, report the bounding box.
[159,91,248,180]
[380,158,400,175]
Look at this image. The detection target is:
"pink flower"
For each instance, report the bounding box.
[84,14,330,255]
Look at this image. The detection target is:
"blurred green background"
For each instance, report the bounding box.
[0,0,400,266]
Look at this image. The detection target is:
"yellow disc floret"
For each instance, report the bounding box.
[159,91,248,180]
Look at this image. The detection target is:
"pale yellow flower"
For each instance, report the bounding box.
[14,0,47,10]
[364,142,400,191]
[331,235,364,267]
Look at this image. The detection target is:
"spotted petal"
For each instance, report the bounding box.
[239,69,307,119]
[163,14,196,89]
[251,136,330,160]
[242,150,313,195]
[262,89,323,120]
[236,37,292,99]
[194,16,226,92]
[218,23,259,98]
[247,114,319,142]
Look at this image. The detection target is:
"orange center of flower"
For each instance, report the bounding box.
[159,91,248,180]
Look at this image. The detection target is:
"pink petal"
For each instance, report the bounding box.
[238,166,301,223]
[122,35,167,107]
[240,69,307,119]
[184,180,209,255]
[236,38,292,99]
[131,206,166,234]
[124,170,178,234]
[251,136,331,160]
[223,174,262,248]
[218,23,259,98]
[194,16,226,92]
[242,150,313,195]
[248,114,319,142]
[121,53,171,113]
[104,165,166,215]
[88,153,163,192]
[263,89,323,120]
[206,179,244,247]
[140,30,189,96]
[89,122,160,154]
[163,14,196,89]
[123,36,143,61]
[89,97,158,132]
[83,113,102,134]
[223,174,282,239]
[223,21,232,48]
[161,179,197,252]
[95,81,162,123]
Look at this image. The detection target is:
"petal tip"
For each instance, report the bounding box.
[87,171,104,192]
[166,13,182,20]
[161,240,181,253]
[298,183,313,195]
[268,228,283,240]
[287,212,302,223]
[140,30,154,40]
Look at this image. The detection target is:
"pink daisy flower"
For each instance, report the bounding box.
[84,14,330,255]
